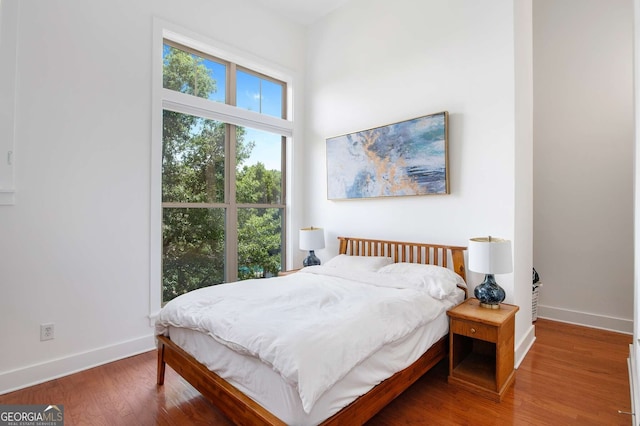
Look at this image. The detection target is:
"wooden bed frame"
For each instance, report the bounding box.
[157,236,467,425]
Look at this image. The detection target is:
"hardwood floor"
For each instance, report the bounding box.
[369,319,632,426]
[0,319,632,425]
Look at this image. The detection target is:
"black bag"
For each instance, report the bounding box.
[532,268,540,284]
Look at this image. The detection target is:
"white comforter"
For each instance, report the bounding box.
[155,266,451,413]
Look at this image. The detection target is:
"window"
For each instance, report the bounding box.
[155,33,291,306]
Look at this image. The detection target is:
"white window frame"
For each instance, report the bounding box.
[149,19,295,322]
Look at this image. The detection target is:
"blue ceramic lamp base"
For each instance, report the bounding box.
[474,274,506,309]
[303,250,321,267]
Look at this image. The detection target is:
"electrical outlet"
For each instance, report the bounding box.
[40,323,54,341]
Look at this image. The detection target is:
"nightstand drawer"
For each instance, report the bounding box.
[451,319,497,342]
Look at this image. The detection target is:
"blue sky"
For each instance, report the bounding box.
[234,70,283,172]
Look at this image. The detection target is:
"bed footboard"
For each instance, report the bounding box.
[157,335,286,426]
[156,334,448,426]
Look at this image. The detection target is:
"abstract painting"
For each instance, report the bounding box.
[326,111,449,200]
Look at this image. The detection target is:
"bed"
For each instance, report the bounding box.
[156,236,467,425]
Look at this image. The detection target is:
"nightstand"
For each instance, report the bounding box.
[278,268,301,277]
[447,298,519,401]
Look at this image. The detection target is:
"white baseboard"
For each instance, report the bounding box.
[0,334,156,395]
[515,322,536,368]
[537,304,633,334]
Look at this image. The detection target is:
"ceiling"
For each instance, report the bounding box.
[246,0,351,25]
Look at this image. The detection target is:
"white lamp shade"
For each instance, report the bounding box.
[299,227,325,251]
[468,237,513,274]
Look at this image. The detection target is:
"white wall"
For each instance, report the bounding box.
[533,0,634,333]
[0,0,306,393]
[0,0,548,394]
[304,0,534,360]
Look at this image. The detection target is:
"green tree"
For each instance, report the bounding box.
[236,163,283,278]
[163,45,216,98]
[237,162,281,204]
[238,208,282,279]
[162,208,225,301]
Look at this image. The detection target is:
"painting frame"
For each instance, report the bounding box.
[326,111,449,200]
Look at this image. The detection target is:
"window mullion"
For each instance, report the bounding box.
[162,202,227,209]
[229,63,236,106]
[225,62,238,283]
[162,91,292,137]
[226,125,238,283]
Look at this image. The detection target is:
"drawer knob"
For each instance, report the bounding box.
[471,328,476,333]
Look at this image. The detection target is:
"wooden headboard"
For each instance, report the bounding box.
[337,236,467,284]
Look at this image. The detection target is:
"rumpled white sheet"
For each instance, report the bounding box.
[155,266,452,413]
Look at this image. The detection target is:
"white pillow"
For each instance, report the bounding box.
[377,262,466,299]
[323,254,393,272]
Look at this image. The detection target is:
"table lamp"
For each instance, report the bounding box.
[468,236,513,309]
[299,227,325,267]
